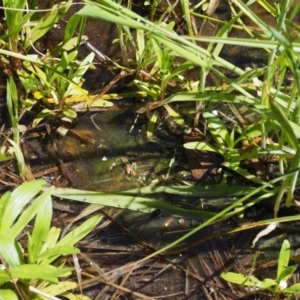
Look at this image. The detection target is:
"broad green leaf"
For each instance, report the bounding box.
[288,120,300,139]
[17,69,40,93]
[0,289,19,300]
[163,105,186,128]
[28,190,53,264]
[41,281,77,296]
[226,149,241,168]
[184,141,221,154]
[221,272,277,289]
[0,192,11,222]
[10,264,72,283]
[56,214,103,248]
[62,108,77,119]
[63,294,91,300]
[62,36,88,51]
[38,246,80,262]
[203,112,230,147]
[277,239,291,282]
[0,236,22,268]
[0,271,10,285]
[221,272,261,287]
[40,227,61,257]
[10,186,54,240]
[0,153,13,162]
[39,214,102,264]
[284,283,300,294]
[23,62,51,89]
[60,51,71,70]
[258,278,278,289]
[0,180,45,234]
[129,80,161,100]
[64,15,83,44]
[136,29,145,61]
[277,266,297,284]
[7,139,25,178]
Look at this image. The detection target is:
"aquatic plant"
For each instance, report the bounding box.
[0,180,102,299]
[222,239,300,296]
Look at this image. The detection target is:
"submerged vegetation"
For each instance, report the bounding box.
[1,0,300,298]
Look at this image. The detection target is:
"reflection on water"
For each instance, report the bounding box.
[58,110,181,192]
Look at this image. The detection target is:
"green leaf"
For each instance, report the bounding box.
[28,190,53,264]
[40,214,102,264]
[41,281,78,296]
[151,38,163,71]
[277,239,291,282]
[259,278,278,289]
[10,264,72,283]
[32,109,56,127]
[0,271,10,285]
[3,0,27,35]
[123,185,257,197]
[167,91,257,105]
[62,108,77,119]
[0,289,19,300]
[23,0,72,49]
[222,164,267,186]
[203,112,230,148]
[221,272,261,287]
[38,246,80,261]
[10,186,54,240]
[268,98,298,151]
[56,214,103,247]
[0,153,13,162]
[163,105,186,129]
[52,188,215,220]
[284,283,300,294]
[0,236,22,268]
[129,80,161,100]
[76,4,148,30]
[277,266,297,283]
[61,294,91,300]
[39,227,61,258]
[7,139,25,178]
[184,141,221,154]
[0,191,10,223]
[6,77,18,127]
[65,52,95,97]
[0,180,45,235]
[64,14,82,44]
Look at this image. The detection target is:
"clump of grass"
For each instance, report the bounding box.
[0,180,103,299]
